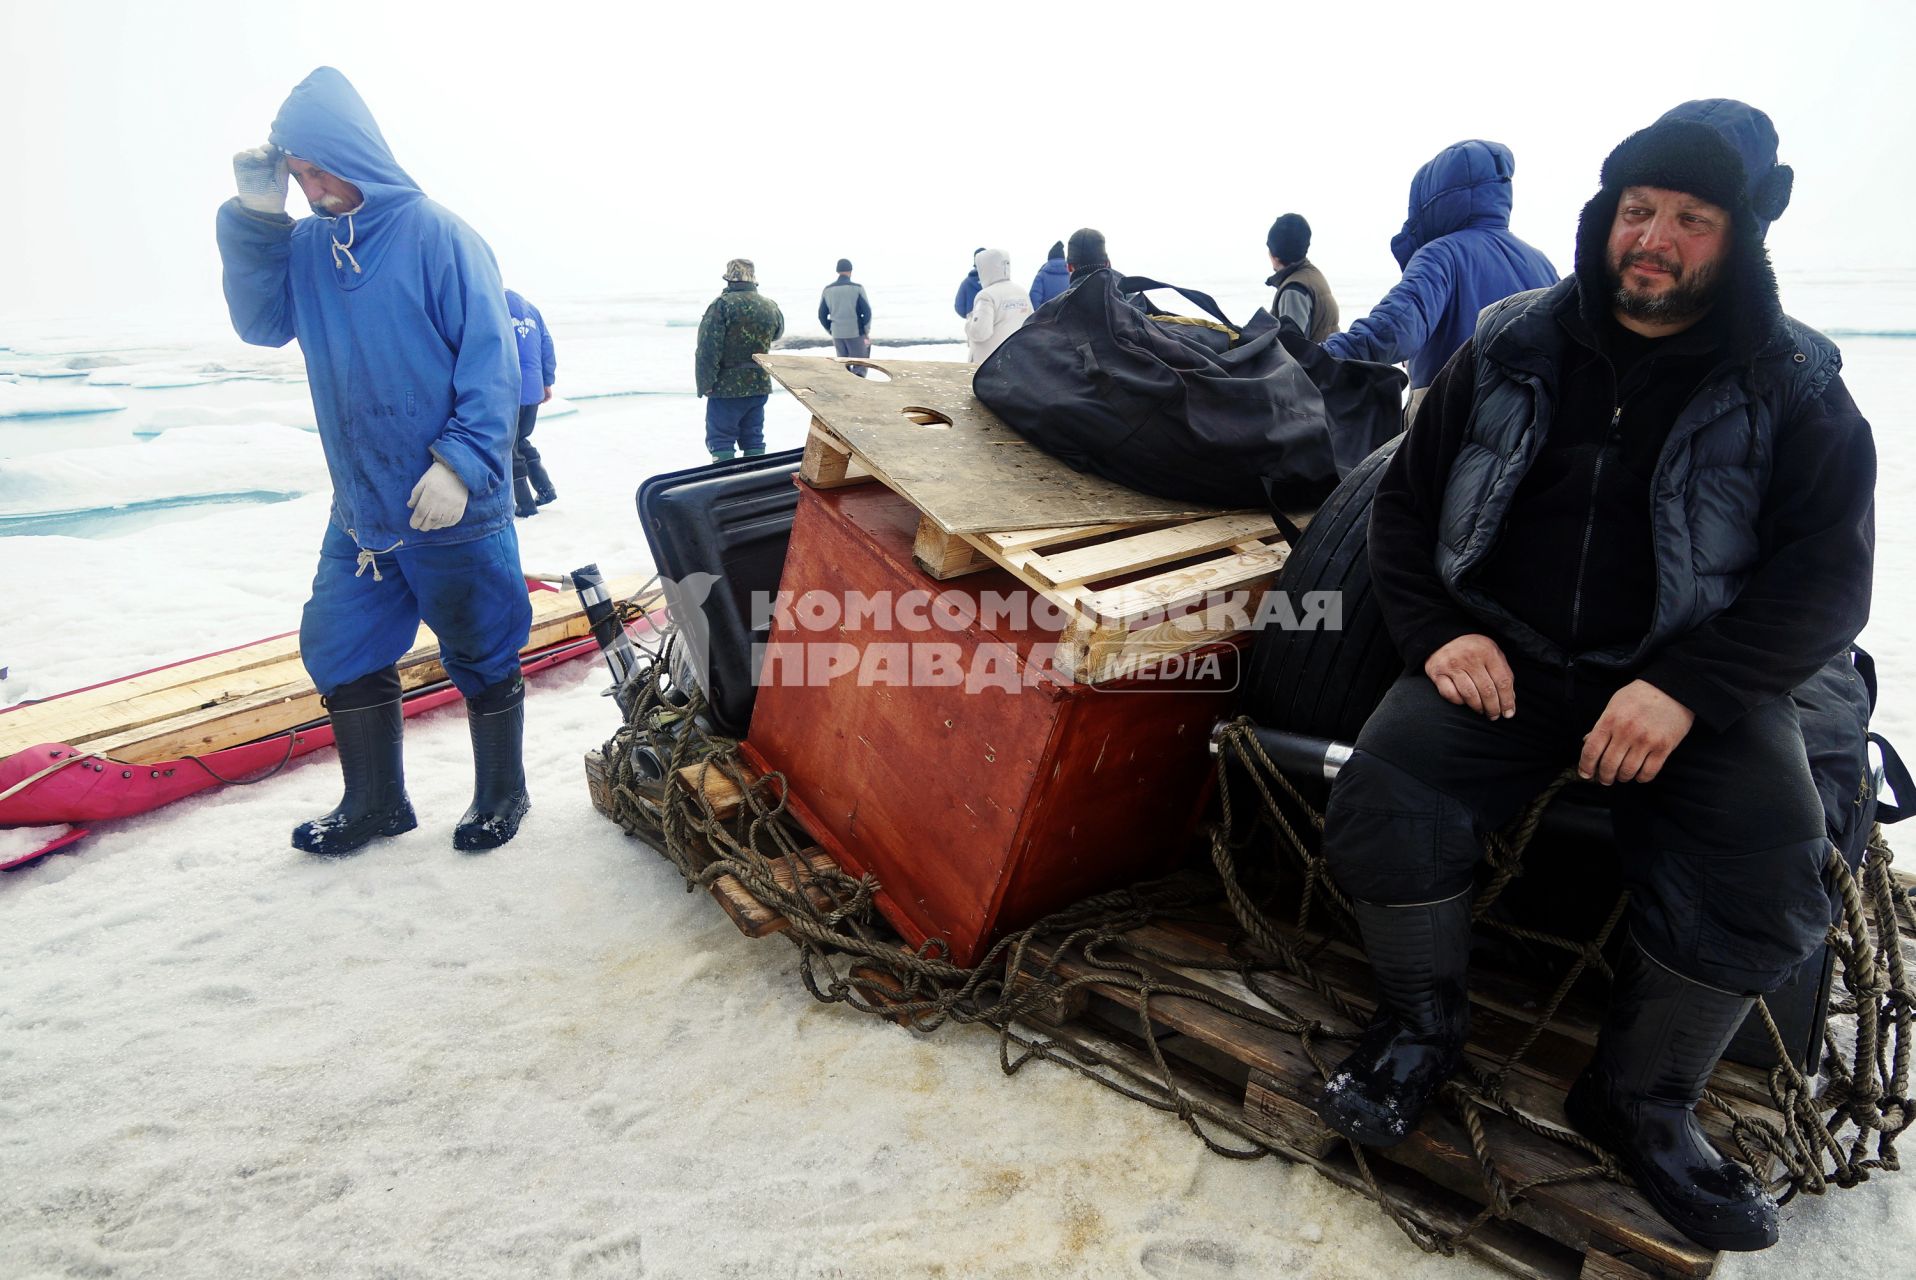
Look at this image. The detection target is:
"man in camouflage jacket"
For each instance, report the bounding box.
[695,258,786,460]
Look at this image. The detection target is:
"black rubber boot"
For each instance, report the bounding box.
[513,474,540,519]
[1565,937,1778,1252]
[292,667,417,857]
[526,457,558,506]
[453,674,530,852]
[1317,891,1472,1146]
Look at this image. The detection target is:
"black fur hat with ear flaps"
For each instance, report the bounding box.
[1572,100,1794,359]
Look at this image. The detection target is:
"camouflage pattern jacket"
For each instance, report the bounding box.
[695,282,786,398]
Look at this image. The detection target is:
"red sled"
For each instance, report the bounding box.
[1,575,654,868]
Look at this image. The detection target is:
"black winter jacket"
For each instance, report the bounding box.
[1369,278,1875,731]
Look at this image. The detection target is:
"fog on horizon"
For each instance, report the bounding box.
[2,0,1912,330]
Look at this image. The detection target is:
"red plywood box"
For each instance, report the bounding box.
[741,482,1246,966]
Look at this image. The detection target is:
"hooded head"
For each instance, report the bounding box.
[1047,240,1065,261]
[975,249,1011,287]
[1573,99,1791,355]
[268,68,421,212]
[1390,140,1517,268]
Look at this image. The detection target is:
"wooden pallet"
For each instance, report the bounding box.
[801,419,1304,684]
[1010,918,1772,1280]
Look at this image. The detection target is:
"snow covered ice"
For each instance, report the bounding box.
[3,278,1915,1280]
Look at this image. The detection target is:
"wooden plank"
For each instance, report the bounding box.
[584,749,614,819]
[976,522,1138,554]
[799,422,875,489]
[1139,921,1781,1140]
[70,580,653,765]
[1025,1014,1586,1280]
[1027,513,1284,589]
[0,635,305,751]
[676,761,747,820]
[1023,939,1715,1276]
[1580,1244,1670,1280]
[708,848,840,938]
[1056,593,1259,686]
[911,513,994,580]
[1150,919,1782,1121]
[1244,1068,1341,1158]
[1083,543,1292,627]
[759,353,1223,533]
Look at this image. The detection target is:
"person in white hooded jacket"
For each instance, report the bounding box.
[964,248,1033,362]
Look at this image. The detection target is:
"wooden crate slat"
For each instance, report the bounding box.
[1057,592,1259,685]
[1025,513,1283,589]
[1083,543,1292,627]
[976,522,1139,554]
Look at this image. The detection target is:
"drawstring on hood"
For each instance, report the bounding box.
[269,68,425,285]
[330,211,362,274]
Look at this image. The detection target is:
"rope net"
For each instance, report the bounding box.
[595,621,1912,1257]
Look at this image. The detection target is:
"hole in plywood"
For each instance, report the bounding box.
[902,406,953,429]
[842,359,893,382]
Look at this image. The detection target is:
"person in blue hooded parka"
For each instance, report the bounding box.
[1324,140,1559,415]
[216,67,533,858]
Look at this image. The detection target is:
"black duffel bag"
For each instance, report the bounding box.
[973,269,1405,511]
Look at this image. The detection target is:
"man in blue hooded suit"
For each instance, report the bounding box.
[1324,140,1559,416]
[216,67,533,857]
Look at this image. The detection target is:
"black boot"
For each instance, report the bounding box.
[1317,891,1472,1146]
[526,457,557,506]
[292,667,417,857]
[513,474,540,519]
[453,674,530,852]
[1565,938,1778,1252]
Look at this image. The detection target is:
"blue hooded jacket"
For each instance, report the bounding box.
[1323,140,1559,389]
[216,67,519,548]
[1028,256,1070,310]
[505,289,557,406]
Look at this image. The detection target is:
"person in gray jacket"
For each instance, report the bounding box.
[818,259,873,377]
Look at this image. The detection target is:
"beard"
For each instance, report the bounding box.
[1610,248,1720,324]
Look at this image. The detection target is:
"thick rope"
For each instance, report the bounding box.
[596,632,1912,1258]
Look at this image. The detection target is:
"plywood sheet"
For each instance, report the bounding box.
[757,354,1224,534]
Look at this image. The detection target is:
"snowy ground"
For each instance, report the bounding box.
[2,279,1913,1278]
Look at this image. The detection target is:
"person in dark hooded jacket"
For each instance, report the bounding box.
[216,67,533,859]
[1315,101,1874,1255]
[1324,140,1558,411]
[1028,241,1070,310]
[953,248,985,318]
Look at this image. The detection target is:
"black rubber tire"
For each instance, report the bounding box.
[1246,436,1406,742]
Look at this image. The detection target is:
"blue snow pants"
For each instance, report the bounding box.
[704,394,768,456]
[300,522,533,698]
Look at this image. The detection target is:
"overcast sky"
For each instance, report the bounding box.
[2,0,1912,326]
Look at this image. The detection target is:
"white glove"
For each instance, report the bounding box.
[233,144,289,215]
[407,459,469,532]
